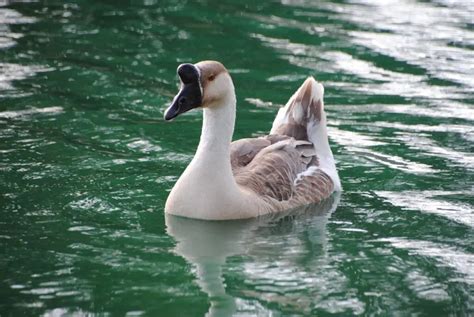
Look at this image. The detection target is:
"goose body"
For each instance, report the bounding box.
[164,61,341,220]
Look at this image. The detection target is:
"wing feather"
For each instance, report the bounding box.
[231,76,338,208]
[233,136,334,205]
[230,134,293,170]
[230,137,270,169]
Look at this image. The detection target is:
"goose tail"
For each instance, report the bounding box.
[270,77,341,191]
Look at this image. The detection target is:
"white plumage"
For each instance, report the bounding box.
[164,61,341,220]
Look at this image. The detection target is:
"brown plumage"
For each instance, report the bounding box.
[230,77,335,208]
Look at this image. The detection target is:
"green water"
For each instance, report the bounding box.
[1,0,473,315]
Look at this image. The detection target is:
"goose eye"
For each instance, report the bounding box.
[208,74,215,81]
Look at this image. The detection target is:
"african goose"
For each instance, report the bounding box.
[164,61,341,220]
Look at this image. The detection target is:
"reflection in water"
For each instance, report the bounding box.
[166,194,340,316]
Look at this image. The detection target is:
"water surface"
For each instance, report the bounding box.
[1,0,473,316]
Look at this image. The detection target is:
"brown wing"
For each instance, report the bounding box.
[291,169,334,206]
[230,137,270,170]
[230,135,292,170]
[233,77,336,206]
[233,136,334,205]
[234,139,315,202]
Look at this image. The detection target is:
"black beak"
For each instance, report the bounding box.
[164,64,202,121]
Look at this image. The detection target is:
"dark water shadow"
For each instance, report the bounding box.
[165,193,341,316]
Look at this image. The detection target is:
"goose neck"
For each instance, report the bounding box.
[196,94,236,158]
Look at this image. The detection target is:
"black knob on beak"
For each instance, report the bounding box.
[164,64,203,121]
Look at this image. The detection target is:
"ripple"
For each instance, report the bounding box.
[0,63,55,92]
[250,33,321,70]
[377,237,474,284]
[329,127,386,147]
[126,139,162,153]
[331,104,474,121]
[244,97,274,108]
[397,133,474,169]
[329,127,436,173]
[323,50,424,83]
[375,190,474,227]
[0,8,36,49]
[383,103,474,121]
[0,106,63,119]
[266,74,307,82]
[69,197,120,214]
[367,121,473,135]
[405,270,450,302]
[0,8,37,24]
[345,0,474,88]
[43,308,94,317]
[157,151,193,164]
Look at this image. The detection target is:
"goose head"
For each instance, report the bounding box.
[164,60,232,120]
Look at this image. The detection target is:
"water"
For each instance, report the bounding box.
[1,0,473,315]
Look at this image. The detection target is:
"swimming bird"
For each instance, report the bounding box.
[164,61,341,220]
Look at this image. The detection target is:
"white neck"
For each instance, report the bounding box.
[165,70,341,220]
[194,92,236,167]
[165,86,251,219]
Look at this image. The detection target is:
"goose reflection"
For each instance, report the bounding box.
[165,193,340,316]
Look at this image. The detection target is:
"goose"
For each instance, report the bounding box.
[164,61,341,220]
